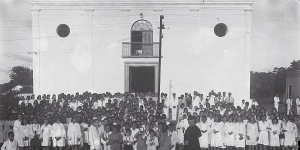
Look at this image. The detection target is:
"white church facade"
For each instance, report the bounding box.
[30,0,254,106]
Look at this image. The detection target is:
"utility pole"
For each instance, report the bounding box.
[158,15,164,104]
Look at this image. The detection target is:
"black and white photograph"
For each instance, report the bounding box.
[0,0,300,150]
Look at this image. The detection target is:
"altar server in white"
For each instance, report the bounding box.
[51,118,66,150]
[170,93,179,121]
[40,119,52,150]
[67,118,82,150]
[88,119,101,150]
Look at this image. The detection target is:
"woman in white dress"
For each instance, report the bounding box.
[282,118,298,148]
[210,115,223,150]
[246,116,258,150]
[258,115,270,150]
[224,116,235,149]
[269,119,280,150]
[40,119,52,150]
[235,116,246,150]
[51,118,66,150]
[67,118,82,150]
[198,116,209,150]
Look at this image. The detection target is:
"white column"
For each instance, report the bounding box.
[244,8,252,100]
[85,9,94,91]
[32,9,41,95]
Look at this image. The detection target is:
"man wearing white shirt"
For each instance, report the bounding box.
[296,96,300,115]
[225,92,234,105]
[208,92,215,106]
[170,93,179,121]
[274,94,280,111]
[286,96,293,115]
[192,92,200,109]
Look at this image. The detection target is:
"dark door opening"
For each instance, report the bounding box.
[129,66,155,93]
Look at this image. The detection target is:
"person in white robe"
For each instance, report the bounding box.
[235,116,246,150]
[192,92,200,109]
[88,119,101,150]
[40,119,52,150]
[170,93,179,121]
[257,116,270,150]
[246,117,258,150]
[51,118,66,150]
[168,124,177,150]
[224,117,235,148]
[296,96,300,115]
[1,132,18,150]
[12,115,22,149]
[269,119,280,150]
[18,118,31,149]
[67,118,82,150]
[274,94,280,111]
[286,97,293,115]
[198,116,209,149]
[208,93,215,107]
[162,96,170,120]
[282,118,298,147]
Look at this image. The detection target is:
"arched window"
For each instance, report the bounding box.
[130,20,153,56]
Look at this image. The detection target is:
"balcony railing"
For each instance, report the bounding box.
[122,42,159,58]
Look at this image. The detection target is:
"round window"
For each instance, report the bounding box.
[214,23,228,37]
[56,24,70,38]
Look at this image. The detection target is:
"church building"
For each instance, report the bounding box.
[30,0,254,106]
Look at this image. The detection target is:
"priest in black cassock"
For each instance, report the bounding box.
[184,115,202,150]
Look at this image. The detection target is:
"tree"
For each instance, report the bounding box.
[9,66,33,87]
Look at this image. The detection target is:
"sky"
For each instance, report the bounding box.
[0,0,300,84]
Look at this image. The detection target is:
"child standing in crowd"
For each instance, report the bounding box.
[134,128,147,150]
[81,118,89,150]
[198,116,209,150]
[269,118,280,150]
[235,116,246,150]
[108,125,123,150]
[258,115,270,150]
[146,129,158,150]
[101,125,111,150]
[51,118,66,150]
[1,132,18,150]
[246,116,258,150]
[67,117,82,150]
[123,129,135,150]
[88,119,101,150]
[40,119,52,150]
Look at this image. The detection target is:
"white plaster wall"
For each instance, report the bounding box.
[32,1,252,106]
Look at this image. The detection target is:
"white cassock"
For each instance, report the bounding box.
[286,99,292,115]
[296,98,300,115]
[13,120,22,145]
[40,124,52,146]
[208,95,215,106]
[67,123,82,145]
[274,96,280,111]
[192,96,200,109]
[88,126,101,150]
[170,97,178,121]
[163,98,170,119]
[169,130,178,150]
[51,123,66,147]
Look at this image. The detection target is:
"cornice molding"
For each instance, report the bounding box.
[30,1,254,9]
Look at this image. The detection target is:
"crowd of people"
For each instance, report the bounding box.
[0,91,299,150]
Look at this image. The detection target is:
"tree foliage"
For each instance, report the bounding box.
[250,60,300,101]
